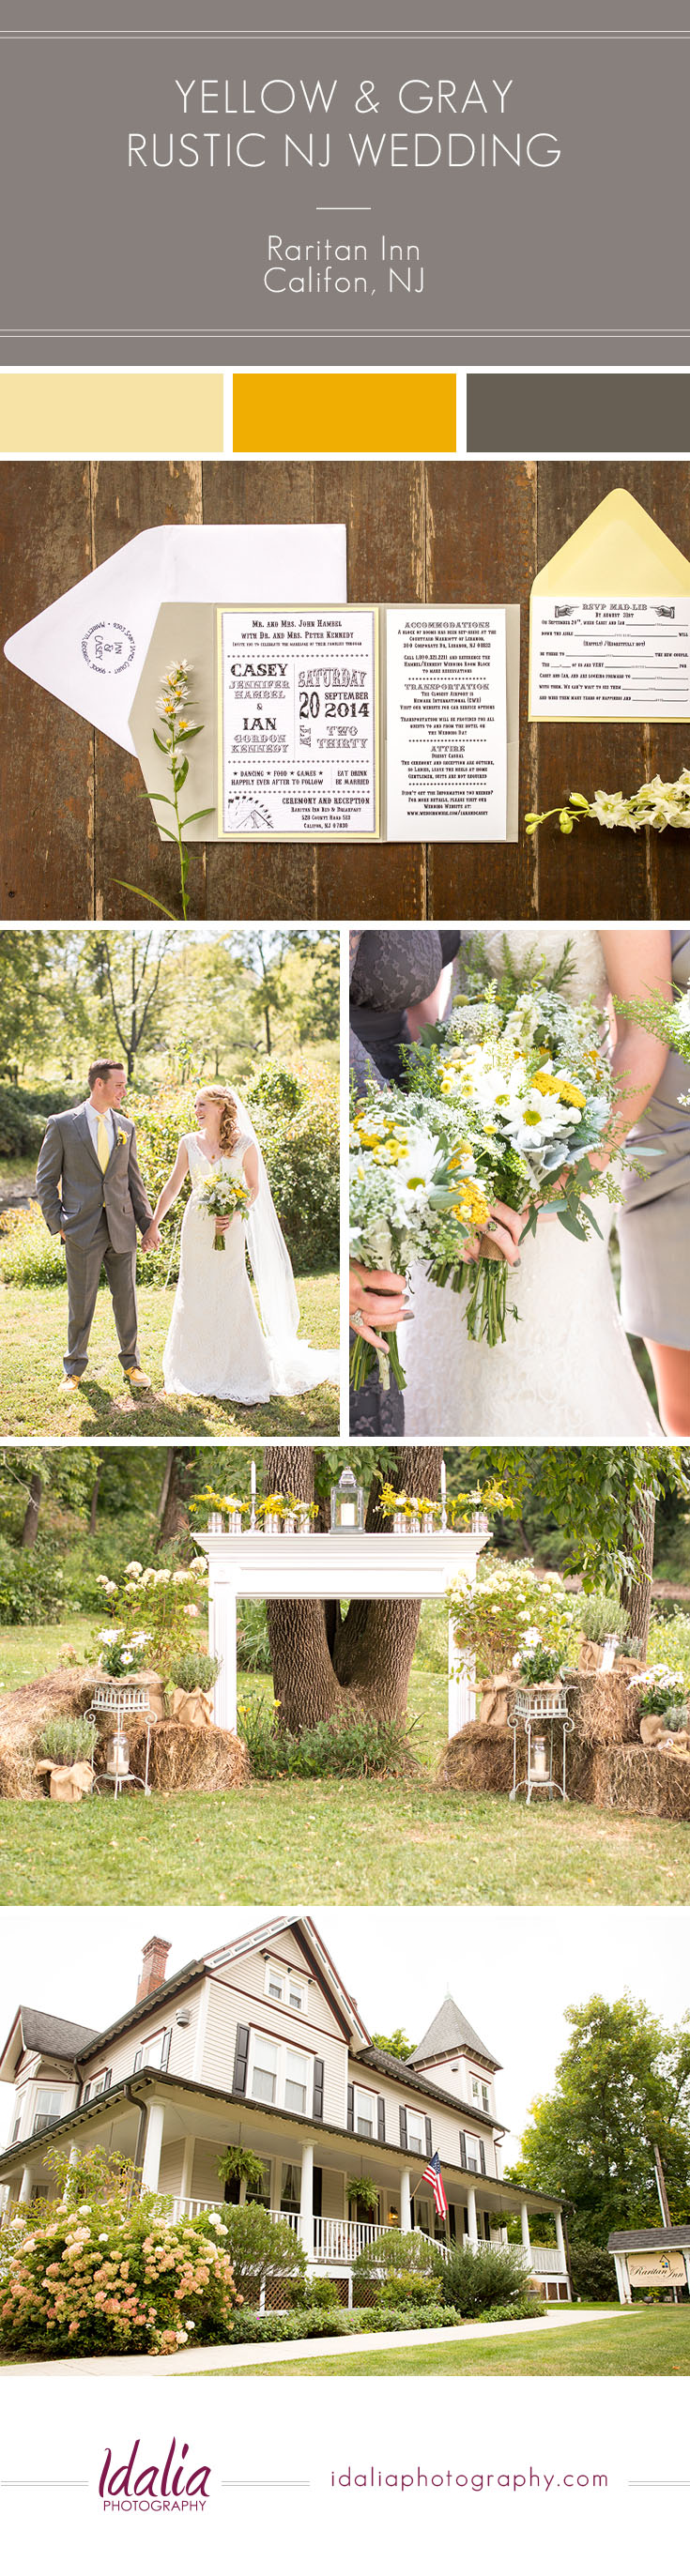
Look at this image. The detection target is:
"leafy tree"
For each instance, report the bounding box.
[506,1994,690,2243]
[371,2030,416,2061]
[214,2201,307,2303]
[448,1447,690,1654]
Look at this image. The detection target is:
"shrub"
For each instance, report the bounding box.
[237,1599,272,1673]
[168,1646,221,1696]
[0,1204,68,1288]
[376,2271,446,2310]
[211,2202,307,2305]
[0,1082,80,1160]
[287,2276,342,2311]
[0,1535,65,1626]
[352,2231,441,2281]
[569,2243,618,2304]
[252,1063,339,1271]
[246,1060,305,1115]
[38,1715,96,1766]
[364,2302,451,2334]
[577,1589,632,1649]
[437,2244,529,2316]
[239,1700,413,1780]
[0,2191,239,2358]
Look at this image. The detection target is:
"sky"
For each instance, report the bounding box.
[1,1904,685,2164]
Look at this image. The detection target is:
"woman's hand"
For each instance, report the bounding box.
[213,1213,231,1232]
[464,1199,525,1268]
[349,1263,409,1357]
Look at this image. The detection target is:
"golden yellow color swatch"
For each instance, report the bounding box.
[233,371,456,455]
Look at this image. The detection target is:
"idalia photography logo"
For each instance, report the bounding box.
[100,2437,210,2513]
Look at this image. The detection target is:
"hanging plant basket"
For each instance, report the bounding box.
[217,2144,268,2196]
[346,2174,379,2215]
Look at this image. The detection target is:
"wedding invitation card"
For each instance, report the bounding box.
[218,607,379,839]
[530,597,690,722]
[385,606,509,840]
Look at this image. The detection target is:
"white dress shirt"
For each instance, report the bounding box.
[85,1102,116,1164]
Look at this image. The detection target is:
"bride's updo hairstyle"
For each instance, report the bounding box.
[200,1085,239,1154]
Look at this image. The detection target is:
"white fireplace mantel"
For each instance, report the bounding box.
[197,1529,489,1733]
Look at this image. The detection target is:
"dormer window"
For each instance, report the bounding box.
[470,2074,490,2113]
[263,1962,308,2015]
[133,2027,171,2074]
[82,2068,112,2104]
[32,2086,66,2136]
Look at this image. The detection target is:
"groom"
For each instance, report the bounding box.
[36,1059,161,1393]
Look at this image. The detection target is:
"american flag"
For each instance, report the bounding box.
[422,2151,448,2218]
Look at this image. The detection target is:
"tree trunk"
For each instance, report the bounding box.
[156,1447,191,1546]
[88,1461,103,1534]
[20,1471,42,1549]
[621,1487,655,1658]
[264,1444,442,1731]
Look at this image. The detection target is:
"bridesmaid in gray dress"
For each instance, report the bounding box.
[618,926,690,1435]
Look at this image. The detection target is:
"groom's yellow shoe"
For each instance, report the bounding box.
[124,1366,152,1391]
[60,1375,83,1394]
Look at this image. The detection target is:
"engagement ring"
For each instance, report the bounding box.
[351,1307,365,1331]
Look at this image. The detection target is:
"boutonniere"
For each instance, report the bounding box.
[116,1127,128,1147]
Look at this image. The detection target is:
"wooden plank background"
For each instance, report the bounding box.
[2,457,690,922]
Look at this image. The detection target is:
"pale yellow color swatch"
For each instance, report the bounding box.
[0,373,224,455]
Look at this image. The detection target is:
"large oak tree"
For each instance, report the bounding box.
[263,1444,441,1730]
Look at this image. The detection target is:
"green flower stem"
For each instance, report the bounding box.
[349,1327,406,1395]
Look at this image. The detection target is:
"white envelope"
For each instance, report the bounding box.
[4,524,347,754]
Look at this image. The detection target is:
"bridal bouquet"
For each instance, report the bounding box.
[197,1170,252,1251]
[406,964,618,1345]
[349,1088,489,1392]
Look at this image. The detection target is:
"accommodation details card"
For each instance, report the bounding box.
[385,607,508,841]
[529,597,690,722]
[218,607,378,839]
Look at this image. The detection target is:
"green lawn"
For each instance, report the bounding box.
[203,2309,690,2378]
[1,1774,687,1906]
[2,1602,688,1905]
[0,1277,339,1437]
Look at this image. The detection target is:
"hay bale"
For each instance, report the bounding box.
[0,1664,104,1802]
[569,1670,641,1746]
[590,1744,690,1823]
[442,1720,595,1805]
[116,1715,250,1795]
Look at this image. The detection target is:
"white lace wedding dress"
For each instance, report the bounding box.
[399,925,662,1440]
[162,1134,337,1402]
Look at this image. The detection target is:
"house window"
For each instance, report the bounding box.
[353,2085,376,2140]
[32,2087,66,2136]
[248,2032,313,2117]
[246,2157,271,2206]
[280,2162,301,2212]
[406,2106,426,2157]
[285,2048,309,2115]
[82,2069,112,2104]
[133,2027,171,2073]
[252,2035,279,2105]
[465,2132,482,2172]
[470,2075,490,2113]
[263,1963,308,2015]
[11,2113,22,2142]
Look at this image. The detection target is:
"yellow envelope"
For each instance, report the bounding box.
[529,487,690,722]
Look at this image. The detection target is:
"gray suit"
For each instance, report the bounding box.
[36,1105,154,1379]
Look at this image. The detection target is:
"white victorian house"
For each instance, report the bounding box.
[0,1913,569,2302]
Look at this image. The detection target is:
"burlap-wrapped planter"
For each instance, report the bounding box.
[0,1664,104,1801]
[119,1715,250,1795]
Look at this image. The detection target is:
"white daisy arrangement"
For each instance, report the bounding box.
[349,1086,490,1392]
[405,956,619,1346]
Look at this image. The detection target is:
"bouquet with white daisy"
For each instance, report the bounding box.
[196,1168,252,1251]
[349,1085,489,1392]
[405,944,619,1346]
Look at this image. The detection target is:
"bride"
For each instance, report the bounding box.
[399,923,672,1440]
[152,1083,338,1402]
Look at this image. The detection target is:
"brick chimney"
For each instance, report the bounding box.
[136,1936,172,2004]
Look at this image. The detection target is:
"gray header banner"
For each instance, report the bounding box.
[0,26,689,364]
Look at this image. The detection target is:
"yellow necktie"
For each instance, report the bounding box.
[97,1114,110,1173]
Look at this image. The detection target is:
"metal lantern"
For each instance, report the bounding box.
[330,1465,364,1532]
[509,1684,574,1805]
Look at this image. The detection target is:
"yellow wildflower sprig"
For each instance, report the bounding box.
[119,659,214,921]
